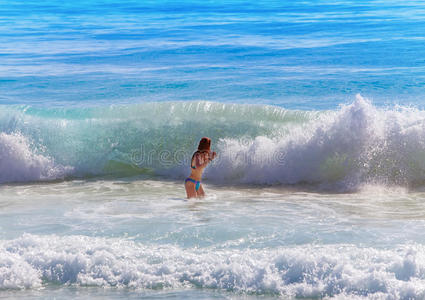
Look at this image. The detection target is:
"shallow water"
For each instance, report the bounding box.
[2,179,425,298]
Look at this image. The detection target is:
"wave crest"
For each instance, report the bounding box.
[3,97,425,189]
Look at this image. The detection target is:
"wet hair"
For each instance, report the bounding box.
[197,137,211,152]
[190,137,211,168]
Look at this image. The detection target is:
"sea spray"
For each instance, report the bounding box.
[208,95,425,190]
[0,132,72,183]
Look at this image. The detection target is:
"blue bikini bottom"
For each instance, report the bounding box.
[185,177,201,191]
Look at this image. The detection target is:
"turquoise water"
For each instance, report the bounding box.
[2,1,425,299]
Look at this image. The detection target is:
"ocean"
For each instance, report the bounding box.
[2,0,425,299]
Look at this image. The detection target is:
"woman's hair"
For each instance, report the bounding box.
[198,137,211,152]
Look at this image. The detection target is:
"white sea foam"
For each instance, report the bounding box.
[0,132,72,183]
[207,95,425,190]
[1,234,425,299]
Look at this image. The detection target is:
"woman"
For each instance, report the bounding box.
[185,137,217,198]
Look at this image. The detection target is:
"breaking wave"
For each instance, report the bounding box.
[2,95,425,190]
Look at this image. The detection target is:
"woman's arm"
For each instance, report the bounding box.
[194,151,215,168]
[194,152,206,168]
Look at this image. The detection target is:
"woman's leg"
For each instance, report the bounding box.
[196,184,205,197]
[185,181,197,198]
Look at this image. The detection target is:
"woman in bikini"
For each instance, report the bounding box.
[185,137,217,198]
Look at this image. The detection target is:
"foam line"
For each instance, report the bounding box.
[1,234,425,299]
